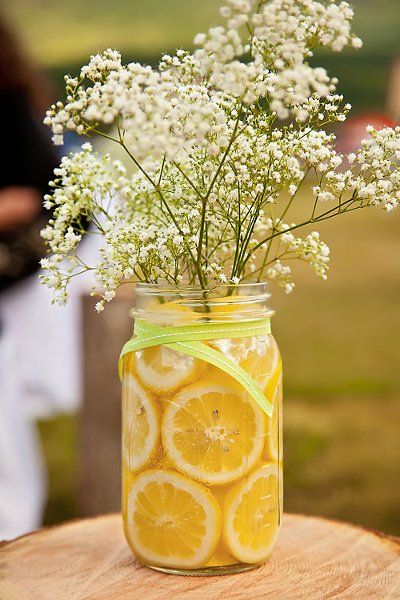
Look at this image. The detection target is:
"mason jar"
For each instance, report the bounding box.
[121,283,282,575]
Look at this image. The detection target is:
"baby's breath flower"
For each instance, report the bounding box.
[40,1,399,309]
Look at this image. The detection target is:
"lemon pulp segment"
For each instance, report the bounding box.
[125,469,221,568]
[223,463,280,563]
[122,374,160,472]
[162,381,265,485]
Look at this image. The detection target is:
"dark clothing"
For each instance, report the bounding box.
[0,90,58,291]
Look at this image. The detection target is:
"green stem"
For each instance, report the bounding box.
[240,193,360,271]
[114,132,208,290]
[257,169,310,282]
[196,111,243,274]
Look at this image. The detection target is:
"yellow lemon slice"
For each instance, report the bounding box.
[210,333,280,388]
[133,299,205,394]
[162,381,265,485]
[223,463,280,563]
[121,350,135,377]
[134,346,204,394]
[248,334,280,385]
[262,372,282,463]
[144,299,199,322]
[209,295,279,386]
[122,374,160,472]
[209,295,263,318]
[125,469,221,569]
[205,546,236,567]
[263,357,282,403]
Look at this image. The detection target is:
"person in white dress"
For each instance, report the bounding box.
[0,237,99,539]
[0,14,91,539]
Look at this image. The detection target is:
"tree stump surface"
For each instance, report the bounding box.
[1,513,399,600]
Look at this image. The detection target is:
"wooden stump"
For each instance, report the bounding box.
[1,513,399,599]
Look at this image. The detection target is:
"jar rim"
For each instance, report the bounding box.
[132,281,273,321]
[135,281,269,294]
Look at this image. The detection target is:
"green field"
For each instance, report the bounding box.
[5,0,400,112]
[7,0,399,534]
[7,0,400,65]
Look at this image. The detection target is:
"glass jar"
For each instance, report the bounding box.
[121,283,282,575]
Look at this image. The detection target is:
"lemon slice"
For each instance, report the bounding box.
[132,299,204,394]
[209,295,279,387]
[134,345,204,394]
[144,299,199,325]
[249,334,280,385]
[209,295,263,317]
[211,333,280,388]
[223,463,280,563]
[121,349,135,376]
[122,374,160,472]
[162,381,265,485]
[125,469,221,568]
[263,371,282,462]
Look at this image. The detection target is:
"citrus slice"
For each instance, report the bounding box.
[162,381,265,485]
[134,345,204,395]
[144,299,199,325]
[205,546,236,567]
[263,357,282,403]
[125,469,221,568]
[263,372,282,462]
[121,350,135,377]
[210,334,280,389]
[223,463,280,563]
[122,374,160,472]
[249,334,280,383]
[133,299,205,394]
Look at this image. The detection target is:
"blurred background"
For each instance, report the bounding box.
[1,0,399,537]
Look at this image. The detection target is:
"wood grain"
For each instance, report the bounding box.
[1,513,399,600]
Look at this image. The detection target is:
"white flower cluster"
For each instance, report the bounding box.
[44,51,229,167]
[41,143,127,253]
[267,260,295,294]
[40,144,129,304]
[192,0,360,118]
[40,0,399,309]
[252,218,330,292]
[353,126,400,211]
[311,126,400,211]
[93,219,188,311]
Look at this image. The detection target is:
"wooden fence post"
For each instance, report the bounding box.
[80,293,133,516]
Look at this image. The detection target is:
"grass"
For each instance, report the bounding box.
[38,416,78,525]
[6,0,400,65]
[6,0,220,67]
[5,0,400,112]
[284,395,400,534]
[274,205,400,398]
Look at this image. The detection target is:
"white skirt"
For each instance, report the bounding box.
[0,235,98,538]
